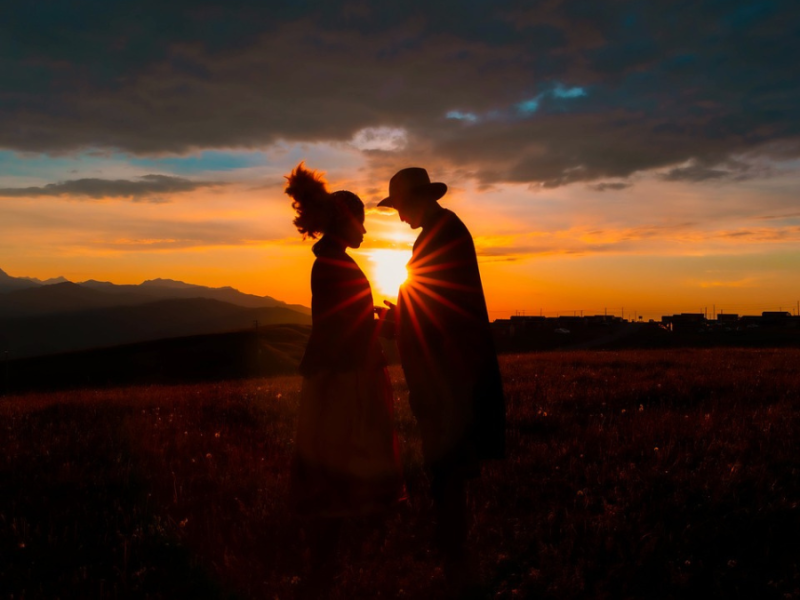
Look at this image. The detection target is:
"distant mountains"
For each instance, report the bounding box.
[0,268,43,293]
[0,269,309,316]
[0,268,311,358]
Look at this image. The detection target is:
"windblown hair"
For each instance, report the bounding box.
[286,163,364,239]
[286,163,333,239]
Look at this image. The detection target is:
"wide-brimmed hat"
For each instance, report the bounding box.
[378,167,447,209]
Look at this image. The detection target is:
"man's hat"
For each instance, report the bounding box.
[377,167,447,209]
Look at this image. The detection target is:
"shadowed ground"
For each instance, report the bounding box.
[2,349,799,599]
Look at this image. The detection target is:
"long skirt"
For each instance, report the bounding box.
[290,365,406,518]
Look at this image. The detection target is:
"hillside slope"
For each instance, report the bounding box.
[0,297,311,358]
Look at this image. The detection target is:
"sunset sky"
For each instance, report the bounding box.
[2,1,799,320]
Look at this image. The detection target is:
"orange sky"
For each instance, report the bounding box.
[2,2,800,322]
[2,144,799,321]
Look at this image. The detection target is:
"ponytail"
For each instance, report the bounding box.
[285,162,333,239]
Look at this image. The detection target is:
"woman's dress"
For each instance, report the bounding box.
[290,235,405,517]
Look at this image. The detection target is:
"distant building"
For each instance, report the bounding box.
[662,313,706,331]
[762,311,792,319]
[490,319,514,336]
[759,311,794,328]
[491,314,624,337]
[716,313,739,322]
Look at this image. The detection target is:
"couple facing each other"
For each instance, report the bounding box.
[286,163,505,591]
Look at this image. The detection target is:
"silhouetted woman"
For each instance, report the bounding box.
[286,163,405,595]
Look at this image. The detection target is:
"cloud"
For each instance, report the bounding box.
[660,158,772,182]
[716,226,800,242]
[351,127,408,151]
[0,1,798,188]
[468,219,800,260]
[758,212,800,221]
[698,278,758,289]
[589,181,631,192]
[0,175,221,202]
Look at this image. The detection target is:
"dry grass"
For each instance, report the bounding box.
[1,348,799,599]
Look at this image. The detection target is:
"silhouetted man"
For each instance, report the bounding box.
[378,167,505,594]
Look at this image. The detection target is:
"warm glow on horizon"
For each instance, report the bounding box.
[1,150,799,322]
[364,248,412,300]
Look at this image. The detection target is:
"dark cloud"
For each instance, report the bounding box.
[0,175,219,202]
[660,158,772,182]
[717,226,800,241]
[758,212,800,221]
[1,1,799,186]
[590,182,631,192]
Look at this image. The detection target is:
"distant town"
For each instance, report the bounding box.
[490,310,800,351]
[493,310,800,334]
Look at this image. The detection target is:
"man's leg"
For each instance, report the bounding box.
[431,469,467,562]
[300,516,342,599]
[431,467,481,597]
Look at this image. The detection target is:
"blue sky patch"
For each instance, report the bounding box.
[552,85,587,99]
[446,110,479,122]
[128,150,264,174]
[516,98,541,114]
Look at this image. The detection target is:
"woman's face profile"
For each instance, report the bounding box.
[339,208,366,249]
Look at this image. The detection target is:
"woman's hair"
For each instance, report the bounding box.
[285,163,363,238]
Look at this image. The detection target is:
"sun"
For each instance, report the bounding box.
[366,249,412,300]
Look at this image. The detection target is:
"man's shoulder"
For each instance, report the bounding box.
[433,208,471,238]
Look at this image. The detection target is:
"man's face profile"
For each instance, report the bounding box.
[396,197,426,229]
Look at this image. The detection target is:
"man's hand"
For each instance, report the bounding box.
[375,300,397,338]
[374,299,396,319]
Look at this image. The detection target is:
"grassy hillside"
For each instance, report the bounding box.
[2,324,311,393]
[1,349,798,599]
[0,298,311,359]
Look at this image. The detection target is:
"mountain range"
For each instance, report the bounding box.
[0,268,311,358]
[0,268,309,316]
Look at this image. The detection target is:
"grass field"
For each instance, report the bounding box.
[2,348,799,599]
